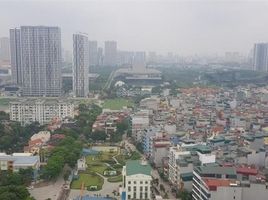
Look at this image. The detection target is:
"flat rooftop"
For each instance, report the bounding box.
[196,166,236,176]
[126,160,152,176]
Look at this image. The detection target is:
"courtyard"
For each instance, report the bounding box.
[71,147,126,192]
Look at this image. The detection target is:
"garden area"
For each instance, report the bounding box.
[71,173,104,190]
[70,147,142,191]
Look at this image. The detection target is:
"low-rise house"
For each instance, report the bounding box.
[77,157,87,171]
[0,153,40,178]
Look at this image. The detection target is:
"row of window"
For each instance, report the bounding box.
[128,186,148,192]
[128,192,148,199]
[128,181,149,185]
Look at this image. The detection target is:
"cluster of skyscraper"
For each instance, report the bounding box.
[253,43,268,72]
[9,26,120,97]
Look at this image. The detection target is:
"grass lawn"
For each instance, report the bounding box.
[0,98,11,106]
[115,154,127,165]
[87,163,108,175]
[102,98,134,110]
[86,152,117,175]
[107,175,123,183]
[71,173,104,190]
[76,99,97,105]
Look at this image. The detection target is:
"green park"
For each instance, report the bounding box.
[70,146,141,191]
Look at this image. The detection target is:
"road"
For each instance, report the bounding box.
[152,169,176,199]
[124,138,176,199]
[103,70,116,91]
[30,176,65,200]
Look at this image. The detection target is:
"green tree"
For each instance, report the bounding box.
[91,131,107,141]
[0,185,31,200]
[0,111,9,121]
[19,168,33,185]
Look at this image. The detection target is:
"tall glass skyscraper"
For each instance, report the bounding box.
[73,33,89,97]
[253,43,268,72]
[89,40,98,66]
[10,26,62,96]
[104,41,117,66]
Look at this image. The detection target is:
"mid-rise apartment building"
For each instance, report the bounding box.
[192,165,268,200]
[131,110,150,142]
[9,99,74,125]
[169,144,215,191]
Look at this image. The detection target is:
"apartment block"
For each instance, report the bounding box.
[9,99,74,125]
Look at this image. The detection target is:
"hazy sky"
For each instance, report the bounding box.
[1,0,268,56]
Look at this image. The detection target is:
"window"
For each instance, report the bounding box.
[133,192,136,199]
[128,181,131,184]
[134,186,136,191]
[134,181,136,184]
[145,181,148,184]
[145,186,148,191]
[140,193,143,199]
[128,195,131,199]
[140,186,143,191]
[140,181,143,184]
[145,193,148,199]
[128,186,131,192]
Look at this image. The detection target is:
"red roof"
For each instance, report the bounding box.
[51,134,65,140]
[204,179,232,191]
[154,143,170,148]
[236,167,258,175]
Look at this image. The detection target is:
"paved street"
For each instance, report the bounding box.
[152,169,176,199]
[29,176,65,200]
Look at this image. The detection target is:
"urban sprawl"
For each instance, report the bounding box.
[1,26,268,200]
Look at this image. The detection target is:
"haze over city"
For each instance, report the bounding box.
[1,0,268,55]
[3,1,268,200]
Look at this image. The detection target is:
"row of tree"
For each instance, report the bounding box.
[0,169,35,200]
[35,104,101,180]
[41,136,82,180]
[0,120,43,153]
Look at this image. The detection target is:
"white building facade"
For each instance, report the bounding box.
[10,99,74,125]
[122,160,152,200]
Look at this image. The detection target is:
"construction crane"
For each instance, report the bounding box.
[79,182,85,200]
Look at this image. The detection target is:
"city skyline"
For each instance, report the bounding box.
[1,0,268,56]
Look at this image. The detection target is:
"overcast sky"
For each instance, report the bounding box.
[1,0,268,56]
